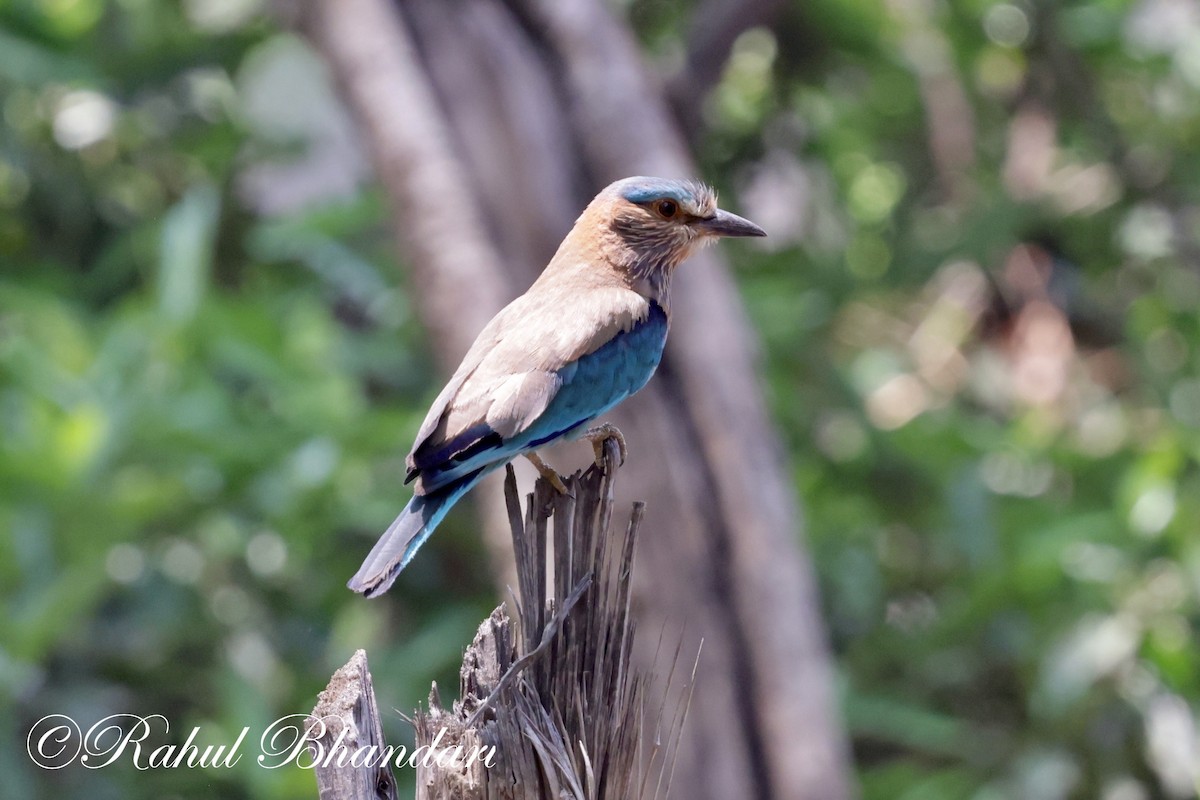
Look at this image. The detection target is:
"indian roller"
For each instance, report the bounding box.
[349,176,766,597]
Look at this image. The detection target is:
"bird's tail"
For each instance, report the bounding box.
[347,471,482,598]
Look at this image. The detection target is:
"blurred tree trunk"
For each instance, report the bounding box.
[301,1,854,798]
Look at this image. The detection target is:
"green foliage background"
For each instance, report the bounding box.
[2,1,1199,798]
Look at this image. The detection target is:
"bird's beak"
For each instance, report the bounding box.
[693,208,767,238]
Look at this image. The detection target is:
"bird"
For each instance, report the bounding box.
[348,176,766,597]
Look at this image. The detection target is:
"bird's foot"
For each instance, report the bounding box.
[523,452,570,495]
[583,422,627,468]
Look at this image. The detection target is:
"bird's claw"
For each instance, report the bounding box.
[583,423,627,468]
[545,471,570,496]
[523,452,570,495]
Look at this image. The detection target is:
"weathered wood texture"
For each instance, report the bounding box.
[412,441,692,799]
[301,0,853,797]
[307,650,399,800]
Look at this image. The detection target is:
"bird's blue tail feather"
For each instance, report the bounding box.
[348,469,484,597]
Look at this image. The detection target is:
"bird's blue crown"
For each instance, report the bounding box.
[615,177,713,210]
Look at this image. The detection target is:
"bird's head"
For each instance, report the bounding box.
[605,176,765,258]
[571,177,765,298]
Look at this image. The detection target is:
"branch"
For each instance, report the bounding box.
[301,0,510,360]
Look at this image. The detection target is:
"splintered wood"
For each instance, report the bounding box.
[412,440,694,800]
[309,441,695,800]
[307,650,399,800]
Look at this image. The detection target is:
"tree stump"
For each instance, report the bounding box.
[311,441,695,799]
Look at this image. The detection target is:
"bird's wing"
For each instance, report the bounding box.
[405,284,653,493]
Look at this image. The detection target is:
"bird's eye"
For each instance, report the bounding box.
[657,199,678,218]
